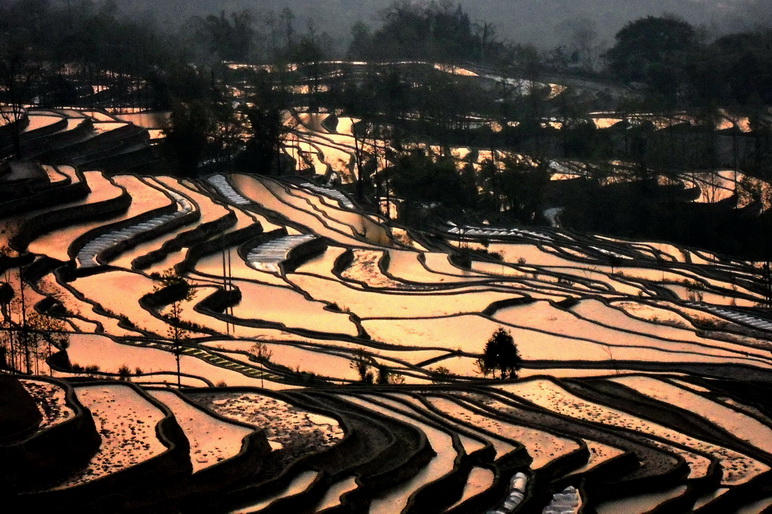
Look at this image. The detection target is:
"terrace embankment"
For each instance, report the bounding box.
[2,111,772,511]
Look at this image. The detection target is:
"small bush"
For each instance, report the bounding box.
[350,348,375,383]
[431,366,451,383]
[250,342,273,362]
[118,365,131,381]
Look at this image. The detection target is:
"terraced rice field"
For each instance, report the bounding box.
[3,108,772,513]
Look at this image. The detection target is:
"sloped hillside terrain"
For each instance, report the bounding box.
[2,108,772,513]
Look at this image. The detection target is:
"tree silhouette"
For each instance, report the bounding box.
[479,327,521,379]
[163,100,216,177]
[604,15,696,105]
[237,71,291,175]
[194,10,255,61]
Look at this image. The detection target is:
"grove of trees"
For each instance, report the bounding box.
[605,16,772,107]
[0,273,69,375]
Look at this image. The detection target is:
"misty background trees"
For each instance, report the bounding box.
[2,0,769,115]
[95,0,772,53]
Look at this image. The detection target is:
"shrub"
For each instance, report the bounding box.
[118,365,131,381]
[350,348,375,383]
[249,341,273,362]
[377,365,405,384]
[431,366,451,383]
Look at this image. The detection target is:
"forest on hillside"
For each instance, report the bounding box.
[94,0,772,49]
[2,0,770,104]
[1,0,771,257]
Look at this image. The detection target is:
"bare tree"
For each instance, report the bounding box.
[250,341,273,387]
[153,269,196,387]
[473,21,497,64]
[563,17,604,72]
[280,8,295,49]
[352,121,370,203]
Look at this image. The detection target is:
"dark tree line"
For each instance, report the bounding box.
[347,1,506,65]
[0,0,176,105]
[605,16,772,107]
[379,147,550,226]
